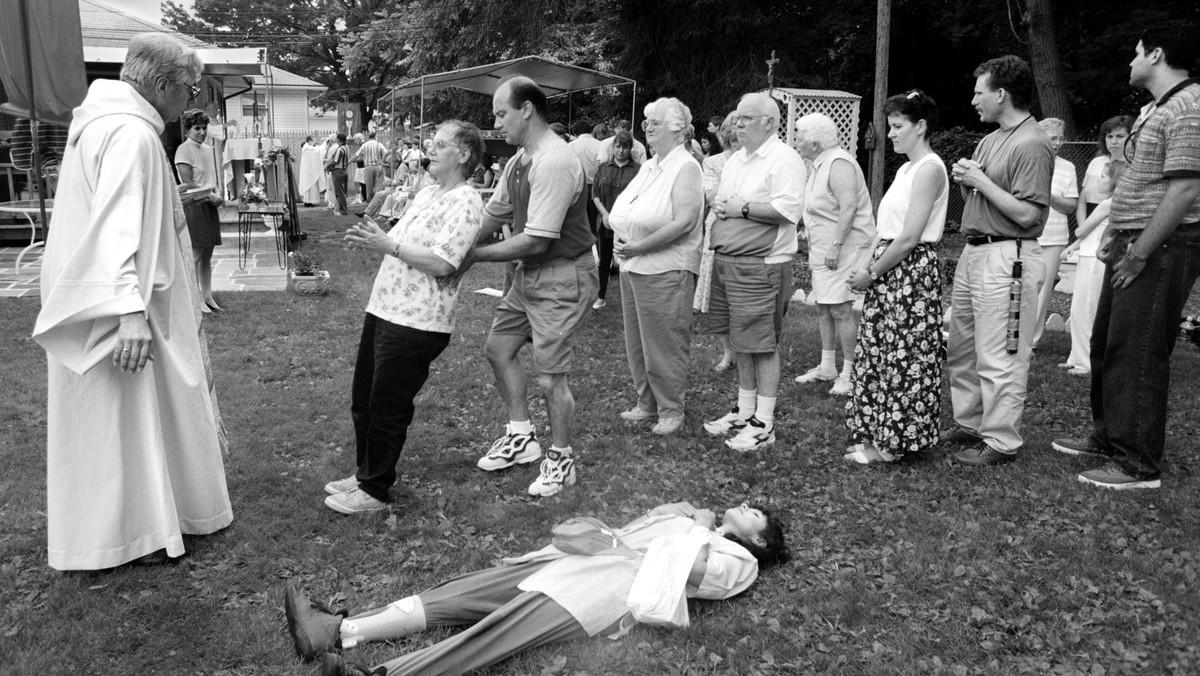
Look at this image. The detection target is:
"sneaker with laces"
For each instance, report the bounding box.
[704,407,748,436]
[795,365,837,384]
[528,449,576,497]
[592,298,607,310]
[652,416,683,436]
[1078,462,1161,490]
[829,375,852,396]
[1051,437,1110,458]
[324,475,358,495]
[619,406,655,422]
[477,425,543,471]
[324,487,388,514]
[725,416,774,452]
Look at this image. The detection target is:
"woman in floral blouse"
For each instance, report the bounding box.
[843,90,948,463]
[322,120,485,513]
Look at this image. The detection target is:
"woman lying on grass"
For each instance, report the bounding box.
[284,501,789,675]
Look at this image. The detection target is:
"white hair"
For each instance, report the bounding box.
[120,33,202,90]
[739,92,781,126]
[644,97,692,134]
[1037,117,1065,135]
[794,113,840,151]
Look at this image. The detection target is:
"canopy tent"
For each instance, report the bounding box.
[385,55,637,133]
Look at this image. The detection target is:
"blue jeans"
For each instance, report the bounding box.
[351,314,450,501]
[1089,223,1200,479]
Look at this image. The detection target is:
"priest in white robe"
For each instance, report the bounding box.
[298,135,325,205]
[32,33,233,571]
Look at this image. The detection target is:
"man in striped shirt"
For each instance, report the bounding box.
[352,131,388,202]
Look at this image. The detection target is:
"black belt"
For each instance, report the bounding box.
[965,235,1028,246]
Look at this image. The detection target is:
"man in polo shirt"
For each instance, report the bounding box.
[1052,25,1200,489]
[702,92,806,452]
[461,76,598,497]
[352,131,388,202]
[944,55,1054,466]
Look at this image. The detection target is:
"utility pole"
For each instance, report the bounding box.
[869,0,891,206]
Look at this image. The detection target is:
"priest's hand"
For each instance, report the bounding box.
[114,312,153,373]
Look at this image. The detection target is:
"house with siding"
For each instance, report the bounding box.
[225,66,333,136]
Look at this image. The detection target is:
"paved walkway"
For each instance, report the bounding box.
[0,221,288,299]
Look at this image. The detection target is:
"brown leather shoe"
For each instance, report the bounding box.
[284,585,344,661]
[953,445,1017,466]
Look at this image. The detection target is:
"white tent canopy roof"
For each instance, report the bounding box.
[82,45,266,76]
[388,55,634,100]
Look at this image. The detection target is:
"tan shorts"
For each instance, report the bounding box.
[706,256,792,353]
[490,254,599,373]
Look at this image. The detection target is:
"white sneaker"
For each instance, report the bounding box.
[829,375,852,396]
[725,417,775,452]
[324,475,358,495]
[795,365,837,384]
[324,487,387,514]
[620,406,655,422]
[592,298,607,310]
[528,449,576,497]
[477,424,543,471]
[652,417,683,436]
[704,407,749,436]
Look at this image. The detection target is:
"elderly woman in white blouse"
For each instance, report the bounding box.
[609,97,705,435]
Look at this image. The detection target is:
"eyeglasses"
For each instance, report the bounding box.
[641,119,667,131]
[431,139,462,153]
[186,83,201,102]
[729,113,768,125]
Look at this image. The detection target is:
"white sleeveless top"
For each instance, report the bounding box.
[802,147,875,260]
[875,152,948,242]
[609,144,703,275]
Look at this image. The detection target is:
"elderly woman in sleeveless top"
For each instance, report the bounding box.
[793,113,876,397]
[609,97,705,436]
[843,91,949,464]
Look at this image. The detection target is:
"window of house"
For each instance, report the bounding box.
[241,92,269,117]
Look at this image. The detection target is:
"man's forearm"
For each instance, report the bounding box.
[1126,178,1200,258]
[472,232,550,262]
[976,180,1045,229]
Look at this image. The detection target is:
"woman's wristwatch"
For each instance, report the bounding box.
[741,201,751,219]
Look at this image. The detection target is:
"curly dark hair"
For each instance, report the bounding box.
[722,505,790,569]
[1141,23,1199,71]
[1096,115,1134,157]
[974,55,1035,111]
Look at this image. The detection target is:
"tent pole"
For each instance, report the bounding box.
[630,83,637,129]
[419,77,425,143]
[17,0,48,227]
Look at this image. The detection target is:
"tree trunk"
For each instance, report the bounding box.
[1024,0,1076,135]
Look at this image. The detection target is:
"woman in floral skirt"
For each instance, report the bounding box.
[843,90,948,463]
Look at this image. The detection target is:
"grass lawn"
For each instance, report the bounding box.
[2,208,1199,675]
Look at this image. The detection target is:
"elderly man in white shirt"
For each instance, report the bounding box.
[702,92,807,452]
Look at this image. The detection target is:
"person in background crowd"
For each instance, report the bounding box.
[351,132,367,203]
[323,132,340,211]
[694,111,739,372]
[944,55,1053,467]
[793,113,876,397]
[592,130,641,310]
[325,132,350,216]
[299,134,327,206]
[609,97,704,436]
[1030,117,1079,348]
[597,118,648,164]
[471,152,496,190]
[569,119,603,234]
[175,108,225,313]
[1058,115,1133,374]
[323,121,485,514]
[699,131,723,157]
[550,122,570,140]
[351,131,388,203]
[1053,25,1200,489]
[456,76,599,497]
[32,32,232,571]
[707,115,724,134]
[592,121,612,141]
[843,90,947,464]
[703,93,806,452]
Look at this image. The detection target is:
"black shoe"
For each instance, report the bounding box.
[940,426,982,445]
[129,549,169,566]
[284,585,345,661]
[953,445,1017,467]
[320,653,383,676]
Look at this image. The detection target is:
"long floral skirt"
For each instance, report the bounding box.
[846,241,942,457]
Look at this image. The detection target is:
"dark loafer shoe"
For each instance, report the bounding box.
[285,585,344,661]
[940,426,982,445]
[320,653,383,676]
[129,549,169,566]
[953,445,1017,466]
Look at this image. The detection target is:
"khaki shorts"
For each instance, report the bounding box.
[490,255,599,373]
[706,256,792,353]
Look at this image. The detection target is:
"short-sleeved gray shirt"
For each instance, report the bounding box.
[960,119,1055,238]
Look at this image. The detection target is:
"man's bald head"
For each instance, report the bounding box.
[738,92,781,126]
[497,76,548,122]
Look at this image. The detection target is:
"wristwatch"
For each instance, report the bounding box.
[741,202,750,218]
[867,268,878,281]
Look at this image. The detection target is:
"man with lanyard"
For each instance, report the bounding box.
[456,76,598,497]
[1052,25,1200,489]
[702,92,806,452]
[351,131,387,202]
[945,55,1054,466]
[326,132,350,216]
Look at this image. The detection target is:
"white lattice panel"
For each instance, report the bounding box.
[770,88,861,156]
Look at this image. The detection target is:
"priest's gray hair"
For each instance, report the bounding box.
[120,33,203,91]
[644,97,692,134]
[794,113,841,151]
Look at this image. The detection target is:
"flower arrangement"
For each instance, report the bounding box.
[262,146,293,167]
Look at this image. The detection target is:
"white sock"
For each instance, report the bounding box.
[549,445,572,457]
[820,350,836,371]
[756,395,777,425]
[340,595,427,649]
[508,419,533,435]
[841,359,854,378]
[737,389,757,419]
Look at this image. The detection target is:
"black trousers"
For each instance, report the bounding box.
[350,313,450,501]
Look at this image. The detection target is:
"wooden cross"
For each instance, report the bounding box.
[766,50,779,92]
